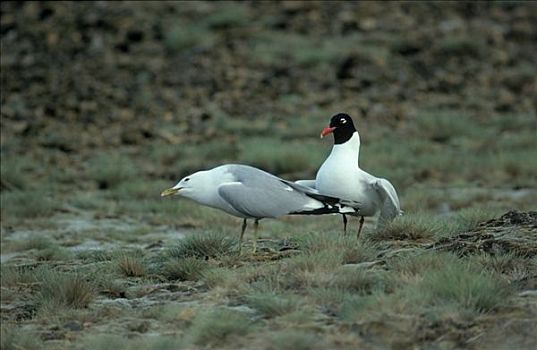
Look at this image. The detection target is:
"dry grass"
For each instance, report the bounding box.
[116,254,147,277]
[35,269,95,311]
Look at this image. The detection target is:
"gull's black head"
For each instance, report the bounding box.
[320,113,357,144]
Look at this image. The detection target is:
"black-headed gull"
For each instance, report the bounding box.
[296,113,402,237]
[161,164,358,253]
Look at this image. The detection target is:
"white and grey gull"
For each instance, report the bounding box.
[161,164,359,253]
[296,113,402,237]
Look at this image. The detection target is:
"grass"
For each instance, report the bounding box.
[34,245,73,261]
[0,190,58,220]
[81,334,184,350]
[298,233,378,263]
[1,325,42,350]
[328,268,390,295]
[0,266,37,288]
[116,253,147,277]
[238,137,326,175]
[419,261,510,312]
[2,235,55,252]
[341,252,511,324]
[262,330,324,350]
[188,308,253,346]
[168,232,236,259]
[250,32,387,67]
[164,21,215,53]
[203,1,250,29]
[375,215,439,241]
[0,156,29,190]
[244,292,301,318]
[88,153,136,190]
[35,269,95,311]
[2,2,536,349]
[162,257,208,281]
[375,208,498,242]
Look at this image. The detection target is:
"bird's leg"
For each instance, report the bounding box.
[342,214,348,235]
[238,218,247,255]
[357,216,365,239]
[252,219,259,254]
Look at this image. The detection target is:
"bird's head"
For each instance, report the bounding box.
[320,113,357,144]
[161,171,205,199]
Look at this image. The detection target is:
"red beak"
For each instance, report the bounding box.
[320,126,336,138]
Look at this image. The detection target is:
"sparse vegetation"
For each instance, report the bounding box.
[1,325,42,350]
[0,157,29,191]
[1,190,58,220]
[88,153,136,190]
[419,261,510,312]
[263,330,324,350]
[168,232,236,259]
[116,253,147,277]
[34,269,95,311]
[163,257,208,281]
[239,137,326,174]
[1,2,536,349]
[188,308,253,346]
[244,292,301,318]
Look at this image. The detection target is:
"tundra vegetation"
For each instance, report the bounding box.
[1,2,536,349]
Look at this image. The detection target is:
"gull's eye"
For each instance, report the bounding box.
[340,118,347,124]
[184,178,190,182]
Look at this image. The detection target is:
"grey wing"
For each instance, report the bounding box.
[217,181,319,219]
[374,178,402,227]
[294,180,316,189]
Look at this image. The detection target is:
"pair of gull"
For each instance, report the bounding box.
[161,113,402,253]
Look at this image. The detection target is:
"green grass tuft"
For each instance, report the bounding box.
[34,245,73,261]
[35,269,95,310]
[3,235,54,253]
[1,157,29,190]
[168,232,236,259]
[264,330,324,350]
[1,190,58,219]
[164,22,215,53]
[374,214,439,241]
[163,257,208,281]
[420,261,511,312]
[81,333,184,350]
[1,325,42,350]
[244,292,301,318]
[188,308,253,346]
[329,268,390,294]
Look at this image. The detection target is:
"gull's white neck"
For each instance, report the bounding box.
[330,131,361,166]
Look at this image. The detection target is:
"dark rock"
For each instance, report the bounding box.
[63,320,84,332]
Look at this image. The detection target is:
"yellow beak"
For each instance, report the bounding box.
[161,187,181,197]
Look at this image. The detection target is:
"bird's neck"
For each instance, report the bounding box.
[330,131,361,166]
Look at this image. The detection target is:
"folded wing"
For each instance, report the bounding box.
[374,178,402,228]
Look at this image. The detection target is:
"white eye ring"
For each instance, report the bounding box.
[340,118,347,123]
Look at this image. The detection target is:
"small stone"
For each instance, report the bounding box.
[63,320,83,332]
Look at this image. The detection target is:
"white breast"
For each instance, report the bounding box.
[315,133,379,215]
